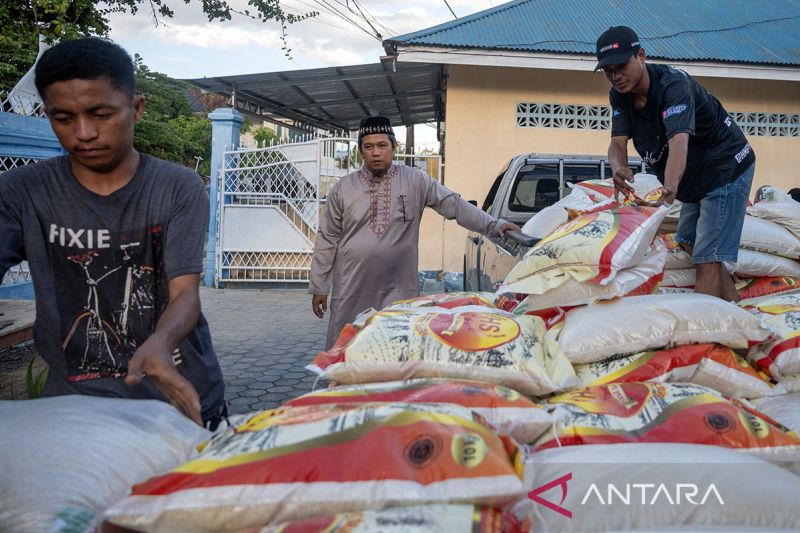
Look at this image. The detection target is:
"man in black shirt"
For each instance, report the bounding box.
[596,26,755,301]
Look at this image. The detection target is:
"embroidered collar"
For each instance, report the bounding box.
[359,164,397,236]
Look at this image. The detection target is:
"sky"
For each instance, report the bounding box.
[108,0,500,148]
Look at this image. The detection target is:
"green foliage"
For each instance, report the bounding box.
[0,1,317,89]
[132,56,212,175]
[240,116,254,135]
[252,126,280,148]
[25,355,48,399]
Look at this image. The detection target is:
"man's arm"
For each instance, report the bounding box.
[609,136,634,200]
[424,174,518,237]
[0,183,25,280]
[310,183,343,318]
[125,273,202,425]
[660,133,689,205]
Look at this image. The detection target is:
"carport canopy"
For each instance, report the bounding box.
[185,60,443,132]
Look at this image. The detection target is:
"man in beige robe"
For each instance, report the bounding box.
[309,116,517,348]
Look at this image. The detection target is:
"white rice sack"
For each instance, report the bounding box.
[556,294,769,363]
[748,186,800,239]
[502,206,668,295]
[752,393,800,434]
[740,215,800,259]
[660,233,693,269]
[727,249,800,278]
[526,443,800,532]
[740,290,800,378]
[521,205,570,239]
[0,396,210,533]
[662,268,696,289]
[513,238,666,312]
[309,305,577,396]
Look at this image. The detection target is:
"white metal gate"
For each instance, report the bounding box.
[215,137,442,285]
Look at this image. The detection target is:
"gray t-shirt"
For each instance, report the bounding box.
[0,155,224,419]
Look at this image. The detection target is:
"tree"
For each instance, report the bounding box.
[0,1,316,88]
[132,56,212,176]
[252,126,281,148]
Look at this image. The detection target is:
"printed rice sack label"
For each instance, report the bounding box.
[308,306,577,396]
[574,343,772,399]
[660,233,694,269]
[727,249,800,279]
[748,186,800,240]
[533,382,800,464]
[740,290,800,378]
[501,205,668,295]
[570,174,664,204]
[737,276,800,300]
[385,292,497,311]
[556,294,769,364]
[244,504,524,533]
[284,378,553,443]
[740,215,800,259]
[512,239,665,313]
[102,403,525,532]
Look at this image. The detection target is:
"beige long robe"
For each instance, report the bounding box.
[309,164,504,348]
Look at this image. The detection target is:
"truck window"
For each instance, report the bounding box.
[507,164,559,212]
[482,173,504,212]
[562,164,603,191]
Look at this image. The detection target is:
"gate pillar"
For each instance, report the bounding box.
[205,107,243,287]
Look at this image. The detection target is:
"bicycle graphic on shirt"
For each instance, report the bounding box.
[62,242,155,376]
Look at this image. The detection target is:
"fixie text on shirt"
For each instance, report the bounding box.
[49,224,111,249]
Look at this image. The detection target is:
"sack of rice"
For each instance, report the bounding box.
[103,403,526,532]
[501,206,668,295]
[661,268,695,291]
[385,292,497,310]
[739,215,800,259]
[660,233,693,269]
[739,290,800,378]
[245,504,526,533]
[0,396,209,533]
[511,239,665,313]
[727,249,800,278]
[737,276,800,300]
[748,186,800,239]
[308,306,576,396]
[570,173,664,204]
[555,294,768,364]
[574,343,772,399]
[752,392,800,434]
[532,382,800,465]
[284,378,553,443]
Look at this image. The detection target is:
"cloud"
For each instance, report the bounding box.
[155,55,192,62]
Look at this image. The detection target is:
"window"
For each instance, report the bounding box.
[482,159,512,212]
[562,164,603,192]
[507,164,560,212]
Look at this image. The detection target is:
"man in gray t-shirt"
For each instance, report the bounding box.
[0,38,224,427]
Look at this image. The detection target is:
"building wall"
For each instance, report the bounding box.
[418,63,800,273]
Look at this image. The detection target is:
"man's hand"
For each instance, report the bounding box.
[312,293,328,318]
[125,337,202,425]
[495,221,520,237]
[612,166,635,201]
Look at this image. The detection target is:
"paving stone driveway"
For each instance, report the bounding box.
[200,287,328,415]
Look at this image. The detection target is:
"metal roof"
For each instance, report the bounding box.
[386,0,800,66]
[185,61,443,131]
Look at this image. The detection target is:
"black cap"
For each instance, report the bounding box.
[358,115,394,140]
[595,26,641,72]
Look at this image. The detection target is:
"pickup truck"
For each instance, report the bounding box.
[464,154,646,291]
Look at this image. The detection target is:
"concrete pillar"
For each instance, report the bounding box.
[205,107,243,287]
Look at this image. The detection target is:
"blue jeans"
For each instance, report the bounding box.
[675,163,755,264]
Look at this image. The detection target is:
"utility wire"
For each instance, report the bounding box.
[443,0,458,19]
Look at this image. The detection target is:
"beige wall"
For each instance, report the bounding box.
[420,64,800,273]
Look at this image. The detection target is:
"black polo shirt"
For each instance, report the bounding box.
[610,63,755,203]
